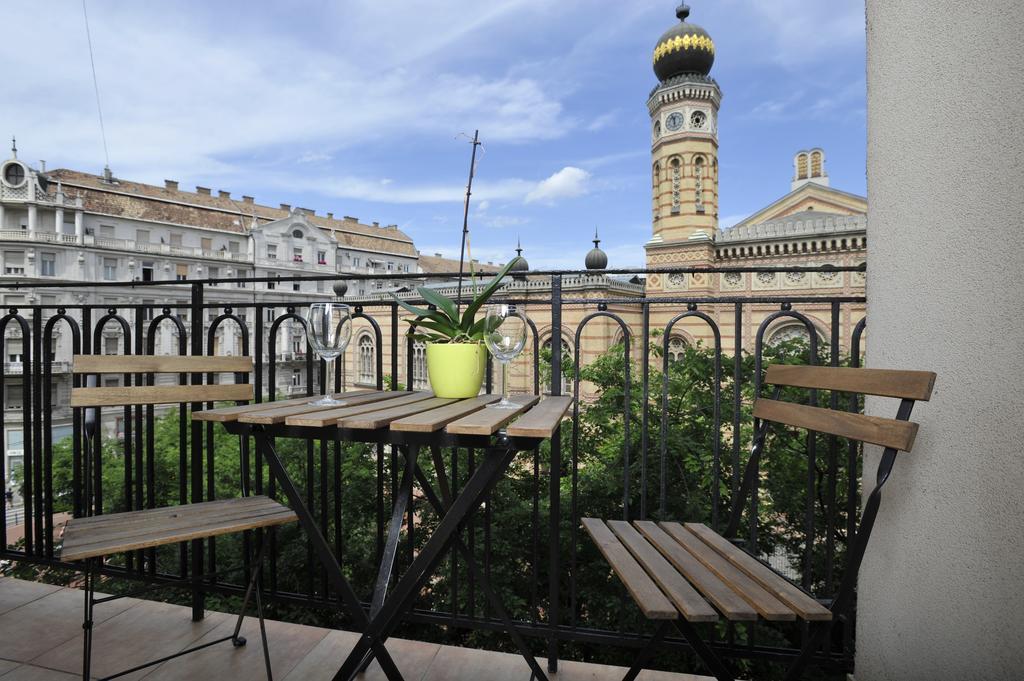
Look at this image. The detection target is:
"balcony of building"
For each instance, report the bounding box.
[0,267,873,681]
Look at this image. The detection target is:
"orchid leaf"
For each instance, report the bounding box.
[416,286,459,324]
[390,294,449,326]
[461,256,522,329]
[413,319,461,338]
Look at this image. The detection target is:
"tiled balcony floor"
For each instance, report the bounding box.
[0,578,711,681]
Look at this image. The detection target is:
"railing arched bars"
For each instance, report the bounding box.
[87,309,132,526]
[351,307,384,392]
[753,306,820,589]
[204,307,252,583]
[660,308,722,527]
[0,310,32,553]
[569,309,631,626]
[42,309,81,558]
[143,309,189,578]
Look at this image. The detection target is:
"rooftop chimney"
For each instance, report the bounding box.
[280,203,291,212]
[343,215,358,222]
[39,160,45,172]
[372,221,379,227]
[241,195,254,204]
[326,212,334,220]
[165,180,179,191]
[434,252,443,258]
[196,186,211,195]
[218,190,231,199]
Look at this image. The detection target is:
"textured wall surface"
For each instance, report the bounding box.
[861,1,1024,679]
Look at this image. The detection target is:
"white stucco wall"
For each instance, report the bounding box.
[860,1,1024,679]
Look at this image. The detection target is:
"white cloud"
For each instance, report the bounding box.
[278,166,591,207]
[524,167,591,204]
[0,2,575,184]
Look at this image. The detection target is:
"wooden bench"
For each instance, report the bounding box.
[62,354,294,681]
[583,365,936,681]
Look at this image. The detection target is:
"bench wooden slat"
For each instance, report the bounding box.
[765,365,936,401]
[285,392,435,427]
[684,523,832,622]
[60,496,296,562]
[659,521,795,621]
[338,397,461,430]
[390,395,500,433]
[445,395,541,436]
[236,390,394,425]
[70,384,254,407]
[633,520,757,621]
[581,518,677,620]
[607,520,717,622]
[753,398,919,451]
[192,392,371,422]
[505,396,573,439]
[73,355,254,374]
[63,497,285,545]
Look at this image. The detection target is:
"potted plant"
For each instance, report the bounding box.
[391,256,522,398]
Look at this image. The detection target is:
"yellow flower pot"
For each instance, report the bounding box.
[426,343,487,398]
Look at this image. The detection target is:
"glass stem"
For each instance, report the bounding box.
[325,357,333,397]
[502,360,509,404]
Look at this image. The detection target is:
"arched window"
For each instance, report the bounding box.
[542,336,573,395]
[412,340,428,390]
[292,228,304,239]
[797,153,809,180]
[670,157,681,212]
[667,335,688,364]
[810,151,823,178]
[694,156,705,212]
[358,335,375,384]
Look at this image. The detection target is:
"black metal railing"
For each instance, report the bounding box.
[1,265,866,677]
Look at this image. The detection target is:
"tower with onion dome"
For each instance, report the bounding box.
[646,3,720,291]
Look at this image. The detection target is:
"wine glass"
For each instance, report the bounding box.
[483,304,528,410]
[305,302,352,406]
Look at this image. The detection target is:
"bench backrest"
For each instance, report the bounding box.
[754,365,936,452]
[70,355,254,407]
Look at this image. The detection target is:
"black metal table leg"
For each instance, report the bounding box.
[371,445,417,617]
[250,428,405,681]
[333,444,519,681]
[412,462,549,681]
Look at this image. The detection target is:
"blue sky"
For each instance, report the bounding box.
[1,0,866,269]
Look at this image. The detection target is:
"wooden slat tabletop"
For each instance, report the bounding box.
[285,392,434,427]
[390,395,500,433]
[207,391,570,444]
[338,396,461,430]
[236,390,395,425]
[505,395,573,439]
[445,394,540,436]
[192,389,374,422]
